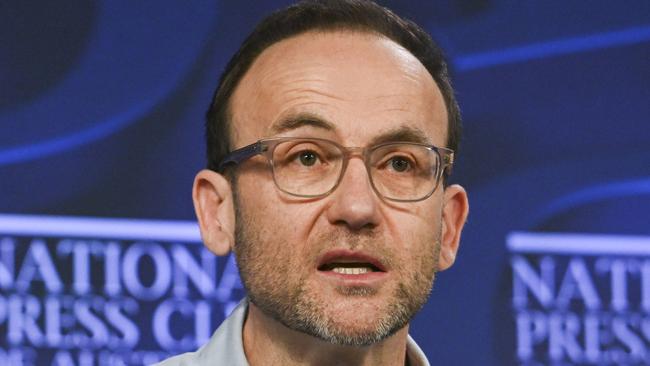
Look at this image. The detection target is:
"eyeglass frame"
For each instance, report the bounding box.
[216,136,454,202]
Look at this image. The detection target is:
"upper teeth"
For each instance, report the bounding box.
[332,267,371,275]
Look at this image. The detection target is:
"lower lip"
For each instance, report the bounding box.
[316,269,388,285]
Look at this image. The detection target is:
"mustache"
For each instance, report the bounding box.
[309,228,396,269]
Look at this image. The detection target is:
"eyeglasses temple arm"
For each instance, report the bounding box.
[217,141,266,172]
[442,151,454,176]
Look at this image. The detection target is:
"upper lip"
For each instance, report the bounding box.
[316,249,387,272]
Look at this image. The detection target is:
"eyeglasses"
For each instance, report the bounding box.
[217,137,454,202]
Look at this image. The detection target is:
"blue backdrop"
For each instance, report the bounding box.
[2,1,649,364]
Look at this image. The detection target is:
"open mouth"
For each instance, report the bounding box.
[318,262,382,275]
[316,250,387,276]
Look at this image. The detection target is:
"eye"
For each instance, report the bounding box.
[388,156,411,172]
[298,150,319,166]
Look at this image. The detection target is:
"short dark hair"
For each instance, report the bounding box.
[206,0,461,180]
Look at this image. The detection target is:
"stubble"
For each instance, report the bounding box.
[232,187,439,346]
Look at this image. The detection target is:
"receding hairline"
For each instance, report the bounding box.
[225,27,446,145]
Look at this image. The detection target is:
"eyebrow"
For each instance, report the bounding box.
[269,112,335,134]
[270,113,434,146]
[368,125,433,146]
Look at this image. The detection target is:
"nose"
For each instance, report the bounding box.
[325,158,382,231]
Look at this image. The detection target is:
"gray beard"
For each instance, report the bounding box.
[231,186,438,347]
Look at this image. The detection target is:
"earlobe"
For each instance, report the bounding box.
[438,184,469,271]
[192,169,236,256]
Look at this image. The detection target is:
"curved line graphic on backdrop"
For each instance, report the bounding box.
[532,177,650,225]
[0,0,217,167]
[0,100,161,166]
[454,24,650,71]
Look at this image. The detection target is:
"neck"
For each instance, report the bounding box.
[243,302,409,366]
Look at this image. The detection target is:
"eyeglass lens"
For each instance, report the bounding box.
[270,139,441,201]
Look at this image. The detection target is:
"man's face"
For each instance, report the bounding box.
[229,31,450,346]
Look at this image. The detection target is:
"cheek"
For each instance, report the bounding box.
[383,203,442,271]
[236,173,322,242]
[384,202,442,244]
[237,179,276,234]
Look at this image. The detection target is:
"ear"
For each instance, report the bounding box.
[192,169,236,256]
[438,184,469,271]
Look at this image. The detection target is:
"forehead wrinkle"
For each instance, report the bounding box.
[231,30,447,148]
[264,92,344,136]
[258,63,333,90]
[256,70,347,112]
[366,92,421,100]
[268,110,336,135]
[376,106,411,114]
[277,86,346,104]
[238,54,334,103]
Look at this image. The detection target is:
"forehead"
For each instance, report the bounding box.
[229,30,447,147]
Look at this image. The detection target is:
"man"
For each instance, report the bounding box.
[159,0,468,364]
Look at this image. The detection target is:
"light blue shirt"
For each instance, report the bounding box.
[155,299,430,366]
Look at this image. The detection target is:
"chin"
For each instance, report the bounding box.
[308,301,408,347]
[308,318,404,347]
